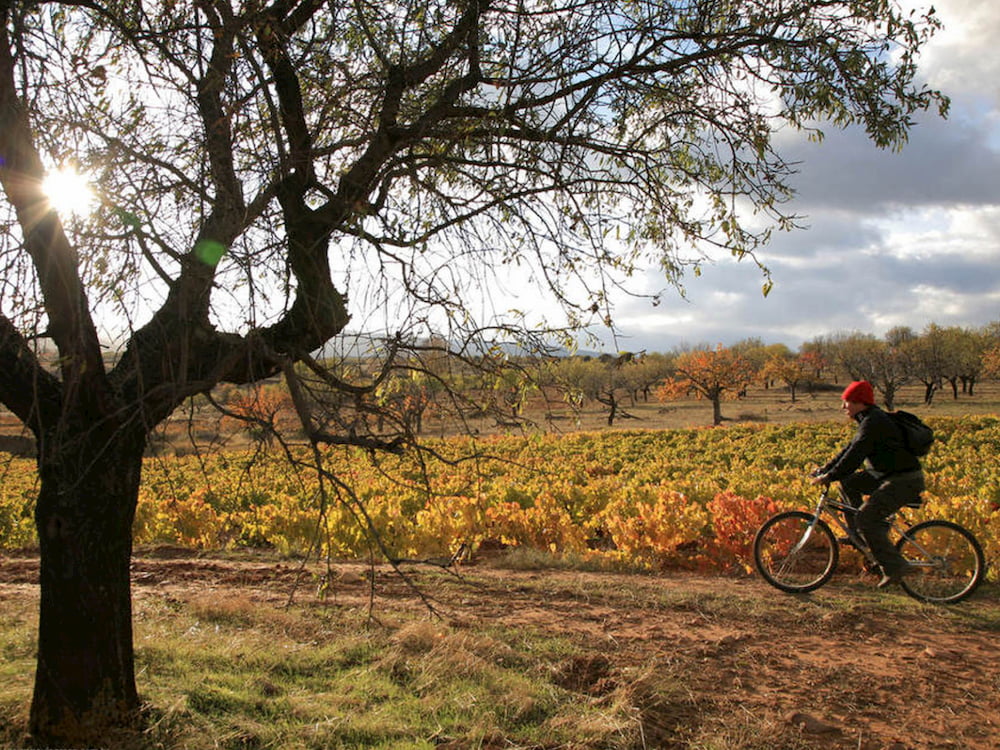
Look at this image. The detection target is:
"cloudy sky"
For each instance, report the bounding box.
[596,0,1000,354]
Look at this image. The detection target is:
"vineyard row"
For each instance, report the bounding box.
[0,417,997,577]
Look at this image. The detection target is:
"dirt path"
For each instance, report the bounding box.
[417,566,1000,749]
[2,552,998,749]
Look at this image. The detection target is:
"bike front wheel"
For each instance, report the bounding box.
[896,520,986,604]
[753,511,840,593]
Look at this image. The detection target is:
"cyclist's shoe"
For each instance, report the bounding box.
[877,563,913,589]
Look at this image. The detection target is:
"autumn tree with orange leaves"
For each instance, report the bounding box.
[983,345,1000,380]
[656,346,755,425]
[760,350,813,402]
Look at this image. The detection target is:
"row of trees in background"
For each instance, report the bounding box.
[553,320,1000,425]
[215,320,1000,437]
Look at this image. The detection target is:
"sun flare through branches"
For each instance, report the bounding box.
[41,166,96,219]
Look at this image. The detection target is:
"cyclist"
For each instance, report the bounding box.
[810,380,925,589]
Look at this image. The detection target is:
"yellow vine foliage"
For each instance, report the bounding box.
[0,416,998,578]
[596,487,709,570]
[486,492,589,553]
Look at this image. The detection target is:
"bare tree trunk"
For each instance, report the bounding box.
[598,392,618,426]
[712,396,723,425]
[29,431,146,745]
[947,377,959,400]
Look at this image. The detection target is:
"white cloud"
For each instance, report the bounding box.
[599,1,1000,353]
[916,0,1000,102]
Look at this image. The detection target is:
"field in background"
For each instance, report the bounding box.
[526,380,1000,434]
[2,380,998,456]
[142,379,1000,452]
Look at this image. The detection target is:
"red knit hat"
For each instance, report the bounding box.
[841,380,875,405]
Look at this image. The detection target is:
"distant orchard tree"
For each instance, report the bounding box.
[625,352,678,403]
[979,322,1000,390]
[798,349,830,384]
[0,0,945,742]
[884,325,917,349]
[950,326,990,397]
[657,345,754,425]
[904,324,951,405]
[901,324,984,404]
[552,355,636,426]
[761,350,812,402]
[800,336,839,382]
[729,337,769,385]
[982,345,1000,381]
[832,332,909,409]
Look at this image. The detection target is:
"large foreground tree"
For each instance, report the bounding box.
[0,0,944,743]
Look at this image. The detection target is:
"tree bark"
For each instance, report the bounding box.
[923,382,935,405]
[711,396,723,425]
[29,430,146,745]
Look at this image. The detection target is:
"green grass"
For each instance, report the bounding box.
[0,585,646,750]
[0,606,32,747]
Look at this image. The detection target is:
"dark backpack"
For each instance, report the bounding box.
[888,410,934,457]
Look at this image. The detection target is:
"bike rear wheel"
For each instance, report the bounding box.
[754,511,839,593]
[896,520,986,604]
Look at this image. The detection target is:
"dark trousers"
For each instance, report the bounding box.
[840,469,925,577]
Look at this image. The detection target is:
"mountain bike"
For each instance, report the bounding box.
[753,485,985,604]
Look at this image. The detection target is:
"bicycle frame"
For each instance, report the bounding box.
[808,486,862,541]
[806,488,873,569]
[811,485,935,572]
[754,483,985,603]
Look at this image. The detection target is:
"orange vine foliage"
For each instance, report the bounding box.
[704,491,782,572]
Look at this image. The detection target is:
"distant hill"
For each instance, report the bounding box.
[315,332,603,360]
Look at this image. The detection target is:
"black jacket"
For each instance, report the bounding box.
[821,405,921,481]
